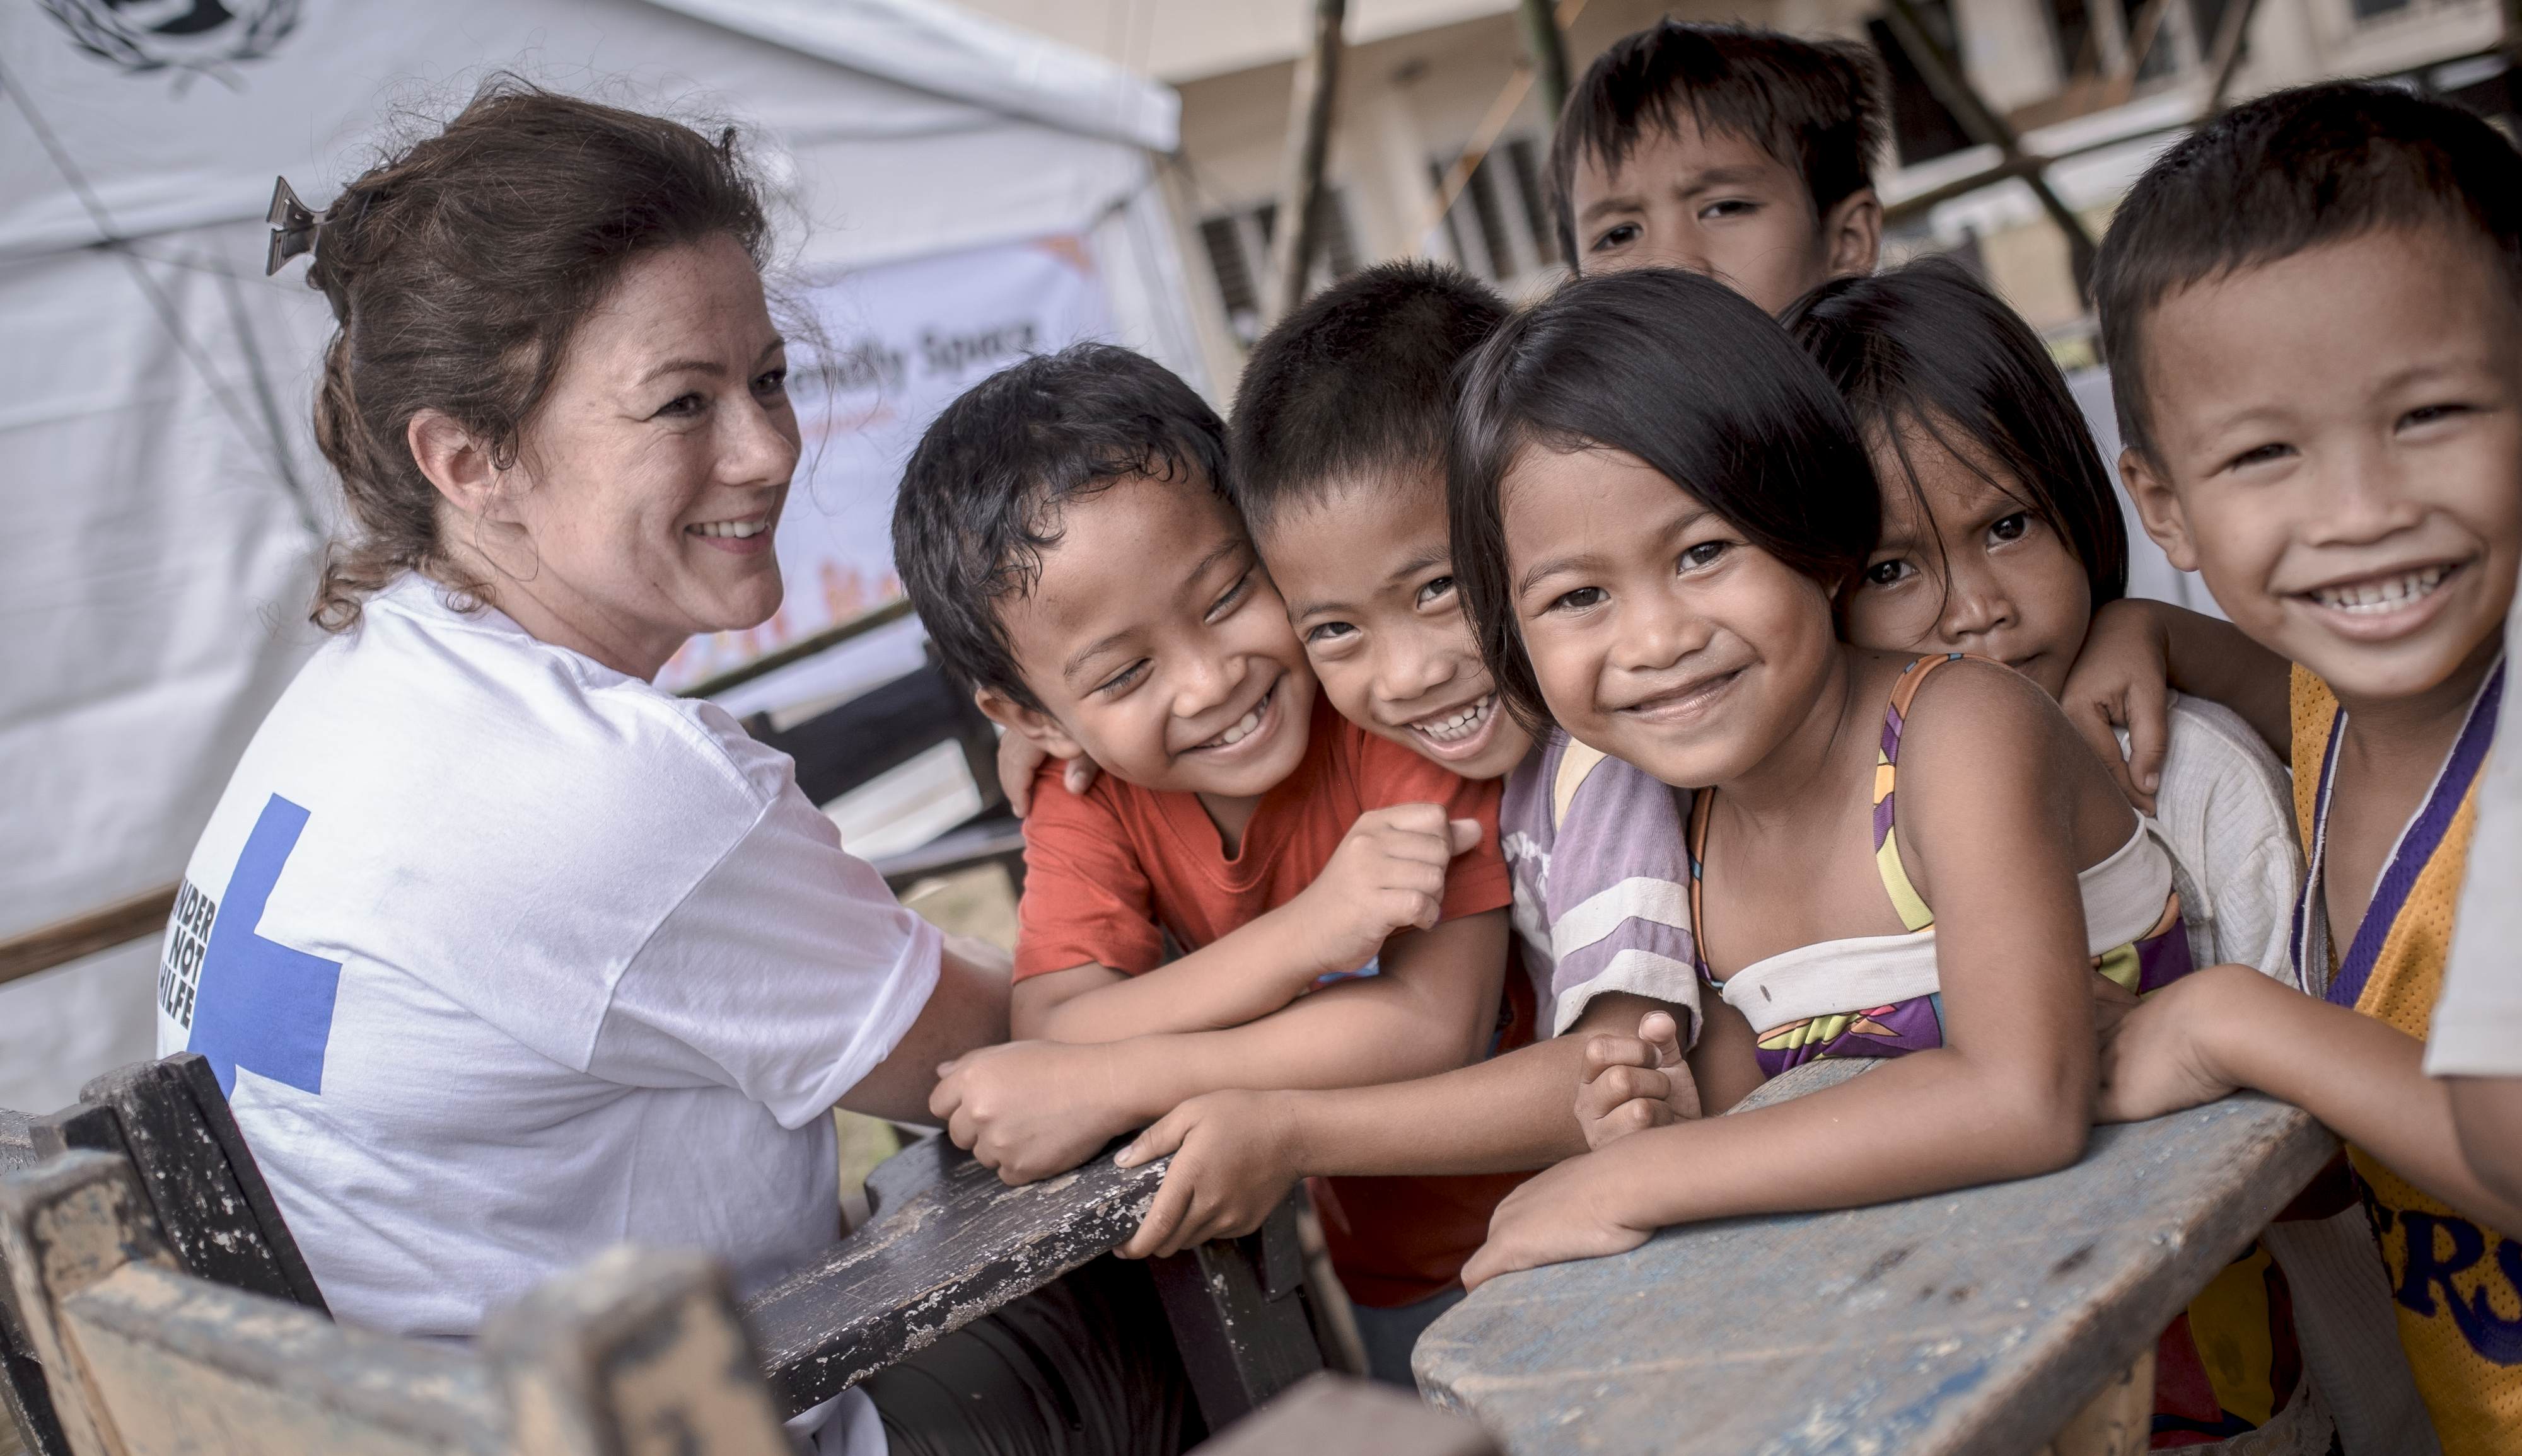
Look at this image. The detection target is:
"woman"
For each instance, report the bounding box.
[163,83,1186,1455]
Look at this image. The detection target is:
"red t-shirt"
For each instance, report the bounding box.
[1014,693,1528,1305]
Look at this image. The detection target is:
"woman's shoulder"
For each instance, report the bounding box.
[353,579,791,808]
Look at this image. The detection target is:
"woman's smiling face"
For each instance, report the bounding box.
[1502,442,1840,788]
[448,233,800,678]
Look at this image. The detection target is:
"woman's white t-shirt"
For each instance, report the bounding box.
[156,575,936,1447]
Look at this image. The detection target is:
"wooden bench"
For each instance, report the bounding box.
[1200,1373,1500,1456]
[1,1148,792,1455]
[1413,1060,2337,1455]
[1,1055,1325,1451]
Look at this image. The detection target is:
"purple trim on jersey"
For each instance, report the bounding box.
[2315,659,2503,1011]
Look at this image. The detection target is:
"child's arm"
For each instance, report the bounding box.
[2061,599,2292,808]
[2098,964,2522,1234]
[1013,806,1483,1041]
[931,907,1511,1183]
[1463,664,2107,1287]
[1107,991,1696,1258]
[2450,1078,2522,1212]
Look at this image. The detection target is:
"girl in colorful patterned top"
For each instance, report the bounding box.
[1783,260,2426,1454]
[1444,266,2164,1288]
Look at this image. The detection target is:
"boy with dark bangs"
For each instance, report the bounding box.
[2079,82,2522,1453]
[1545,19,1886,312]
[1107,262,1703,1376]
[892,343,1521,1384]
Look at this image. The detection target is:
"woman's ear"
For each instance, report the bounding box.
[974,687,1085,761]
[2117,448,2200,572]
[408,409,511,522]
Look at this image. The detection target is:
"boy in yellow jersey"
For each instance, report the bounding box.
[2076,82,2522,1452]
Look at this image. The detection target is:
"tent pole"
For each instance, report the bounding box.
[1267,0,1348,326]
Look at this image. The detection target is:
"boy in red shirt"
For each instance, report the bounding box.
[890,344,1518,1363]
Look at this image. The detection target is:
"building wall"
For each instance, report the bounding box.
[955,0,2513,380]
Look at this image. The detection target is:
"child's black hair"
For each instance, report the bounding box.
[1229,260,1508,533]
[2095,80,2522,465]
[1785,259,2129,614]
[891,343,1230,711]
[1545,21,1886,269]
[1449,266,1879,728]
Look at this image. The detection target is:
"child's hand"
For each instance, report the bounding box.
[2096,965,2265,1122]
[997,732,1098,818]
[1576,1011,1701,1149]
[2059,599,2174,814]
[928,1041,1137,1183]
[1460,1152,1653,1290]
[1112,1090,1303,1259]
[1294,804,1483,976]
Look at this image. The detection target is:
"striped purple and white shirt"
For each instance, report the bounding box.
[1499,728,1702,1039]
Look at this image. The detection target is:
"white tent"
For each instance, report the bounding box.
[0,0,1204,1109]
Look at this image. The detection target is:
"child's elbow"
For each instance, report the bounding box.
[1990,1076,2091,1179]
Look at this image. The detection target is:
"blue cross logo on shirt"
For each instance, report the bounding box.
[189,794,342,1098]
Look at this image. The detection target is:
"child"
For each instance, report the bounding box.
[1784,260,2422,1453]
[1544,20,1884,311]
[2063,82,2522,1452]
[1444,265,2171,1285]
[1102,263,1703,1373]
[888,342,1516,1374]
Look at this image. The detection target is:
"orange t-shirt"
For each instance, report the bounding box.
[1013,693,1526,1306]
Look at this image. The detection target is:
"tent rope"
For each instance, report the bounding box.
[0,54,318,540]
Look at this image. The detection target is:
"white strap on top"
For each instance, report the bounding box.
[1719,821,2171,1036]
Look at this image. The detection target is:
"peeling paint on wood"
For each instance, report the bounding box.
[743,1133,1171,1416]
[1415,1086,2333,1456]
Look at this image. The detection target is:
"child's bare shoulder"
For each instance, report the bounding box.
[1897,656,2117,802]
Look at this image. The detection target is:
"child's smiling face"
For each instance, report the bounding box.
[983,471,1317,803]
[2121,224,2522,708]
[1501,443,1839,789]
[1257,477,1534,782]
[1844,421,2094,700]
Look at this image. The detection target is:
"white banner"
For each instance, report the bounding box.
[656,233,1115,692]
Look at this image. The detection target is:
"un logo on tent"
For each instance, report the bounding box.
[41,0,301,79]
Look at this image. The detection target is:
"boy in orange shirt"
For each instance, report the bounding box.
[890,345,1520,1372]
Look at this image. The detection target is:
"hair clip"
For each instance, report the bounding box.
[265,176,319,276]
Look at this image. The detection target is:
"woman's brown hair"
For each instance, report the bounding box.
[301,79,769,631]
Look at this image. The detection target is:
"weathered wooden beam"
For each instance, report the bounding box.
[1879,0,2100,296]
[2203,0,2268,114]
[1416,1089,2333,1455]
[1200,1373,1499,1456]
[1517,0,1572,123]
[1146,1196,1323,1428]
[0,887,176,990]
[742,1135,1171,1416]
[1267,0,1349,325]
